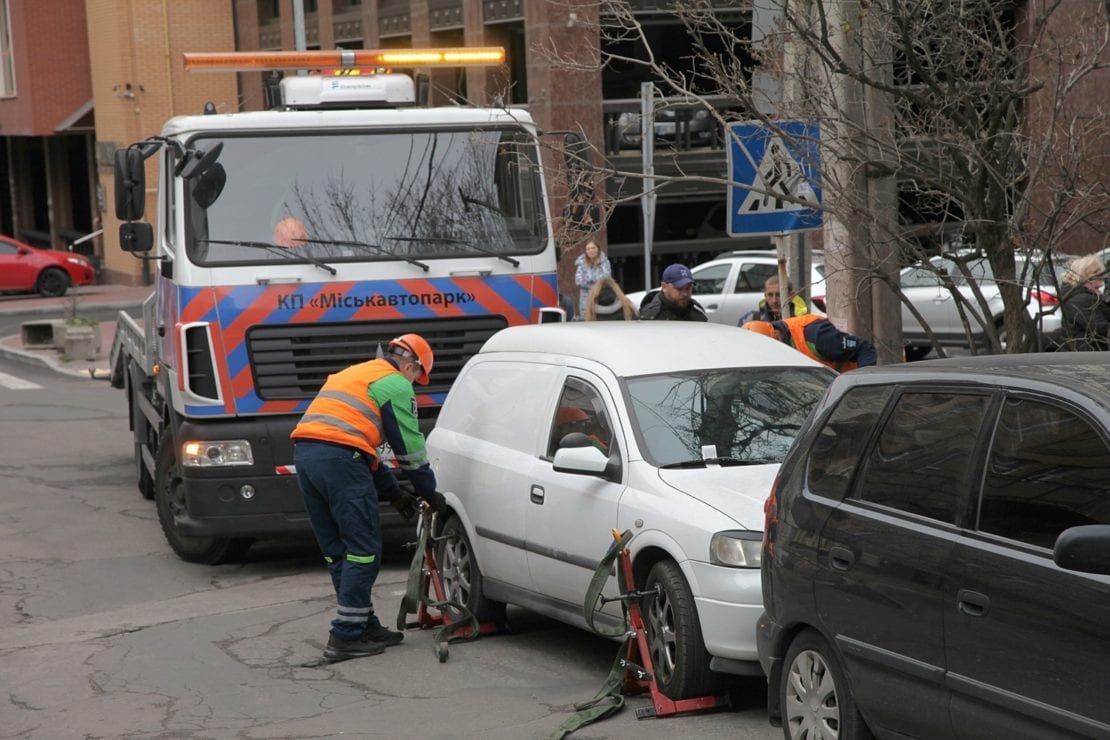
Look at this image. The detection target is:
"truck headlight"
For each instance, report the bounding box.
[182,440,253,467]
[709,530,762,568]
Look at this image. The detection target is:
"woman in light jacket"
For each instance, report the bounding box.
[574,241,612,319]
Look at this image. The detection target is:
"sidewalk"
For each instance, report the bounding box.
[0,284,151,379]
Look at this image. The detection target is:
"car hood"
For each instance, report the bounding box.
[655,464,778,529]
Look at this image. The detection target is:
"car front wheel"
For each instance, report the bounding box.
[437,515,505,624]
[781,629,872,740]
[643,560,716,699]
[36,268,69,297]
[154,439,252,564]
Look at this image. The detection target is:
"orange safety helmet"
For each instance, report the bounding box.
[388,333,434,385]
[556,406,590,426]
[743,320,780,339]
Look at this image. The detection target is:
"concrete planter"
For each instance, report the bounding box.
[61,324,100,361]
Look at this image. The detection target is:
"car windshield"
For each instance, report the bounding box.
[625,367,832,467]
[183,127,547,266]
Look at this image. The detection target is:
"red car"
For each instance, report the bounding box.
[0,235,96,297]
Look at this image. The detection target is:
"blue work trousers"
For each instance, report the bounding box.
[293,440,383,641]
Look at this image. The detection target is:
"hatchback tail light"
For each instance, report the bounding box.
[763,476,780,557]
[1031,289,1058,306]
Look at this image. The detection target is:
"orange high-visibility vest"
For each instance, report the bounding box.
[290,358,395,456]
[781,315,860,372]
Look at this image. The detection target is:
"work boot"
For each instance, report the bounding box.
[363,623,404,647]
[324,633,386,663]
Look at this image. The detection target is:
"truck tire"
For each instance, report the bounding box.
[154,439,252,564]
[126,368,154,500]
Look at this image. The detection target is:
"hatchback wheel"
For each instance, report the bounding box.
[36,268,69,297]
[437,515,505,624]
[781,630,871,740]
[643,560,716,699]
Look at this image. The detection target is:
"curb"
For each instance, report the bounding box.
[0,339,111,380]
[0,299,148,319]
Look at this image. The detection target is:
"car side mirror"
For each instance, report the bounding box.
[1054,524,1110,575]
[114,147,146,221]
[553,443,609,475]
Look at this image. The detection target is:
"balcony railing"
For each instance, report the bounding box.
[602,95,747,157]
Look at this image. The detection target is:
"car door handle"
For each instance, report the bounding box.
[530,485,545,505]
[705,302,719,310]
[957,589,990,617]
[829,546,855,571]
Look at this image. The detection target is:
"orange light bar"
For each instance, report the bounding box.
[184,48,506,72]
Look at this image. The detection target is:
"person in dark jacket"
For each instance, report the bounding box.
[744,315,878,370]
[583,277,636,321]
[638,263,708,321]
[1058,254,1110,351]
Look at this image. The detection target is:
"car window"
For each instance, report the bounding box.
[547,377,615,458]
[0,239,19,256]
[807,385,892,499]
[900,265,943,289]
[691,263,731,295]
[979,397,1110,548]
[736,263,777,293]
[854,391,990,524]
[627,367,831,466]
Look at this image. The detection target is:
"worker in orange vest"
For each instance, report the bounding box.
[291,333,444,663]
[743,315,878,371]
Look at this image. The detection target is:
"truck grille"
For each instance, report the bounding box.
[246,316,508,403]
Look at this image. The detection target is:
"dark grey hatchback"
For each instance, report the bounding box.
[758,353,1110,740]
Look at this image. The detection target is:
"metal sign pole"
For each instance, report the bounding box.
[641,83,656,290]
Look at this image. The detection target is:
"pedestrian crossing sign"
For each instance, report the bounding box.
[727,120,822,237]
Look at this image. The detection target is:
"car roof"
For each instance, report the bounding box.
[479,322,828,376]
[847,352,1110,400]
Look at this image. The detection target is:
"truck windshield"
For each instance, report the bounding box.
[184,127,547,266]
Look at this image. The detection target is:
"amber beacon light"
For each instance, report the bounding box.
[184,48,506,72]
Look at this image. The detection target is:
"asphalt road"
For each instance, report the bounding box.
[0,355,780,739]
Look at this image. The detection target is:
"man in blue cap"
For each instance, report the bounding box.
[638,263,708,321]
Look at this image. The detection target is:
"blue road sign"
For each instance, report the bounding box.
[727,120,822,237]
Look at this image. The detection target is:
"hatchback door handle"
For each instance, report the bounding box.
[829,546,855,570]
[530,485,545,505]
[957,589,990,617]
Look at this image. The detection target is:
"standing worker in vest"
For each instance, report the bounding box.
[743,315,878,371]
[291,334,446,663]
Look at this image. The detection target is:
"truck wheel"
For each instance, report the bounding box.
[643,560,717,700]
[437,515,505,624]
[154,439,252,564]
[127,370,154,500]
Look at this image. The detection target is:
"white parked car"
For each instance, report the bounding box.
[425,322,835,697]
[897,251,1063,355]
[626,250,826,325]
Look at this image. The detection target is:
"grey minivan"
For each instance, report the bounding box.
[758,353,1110,740]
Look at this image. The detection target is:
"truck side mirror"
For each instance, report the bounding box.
[191,163,227,210]
[114,147,146,221]
[119,222,154,253]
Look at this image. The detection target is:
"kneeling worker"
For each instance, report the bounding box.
[744,315,878,371]
[291,334,446,663]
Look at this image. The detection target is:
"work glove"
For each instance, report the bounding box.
[390,492,419,521]
[419,490,448,515]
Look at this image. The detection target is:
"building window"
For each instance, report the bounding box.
[0,0,15,97]
[258,0,280,22]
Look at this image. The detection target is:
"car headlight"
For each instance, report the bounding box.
[66,256,89,266]
[710,530,762,568]
[182,440,253,467]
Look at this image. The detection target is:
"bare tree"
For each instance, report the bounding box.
[547,0,1110,357]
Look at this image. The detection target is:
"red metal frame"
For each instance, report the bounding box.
[411,531,499,638]
[615,540,728,719]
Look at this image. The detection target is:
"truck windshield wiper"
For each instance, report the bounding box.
[385,235,520,268]
[198,238,337,275]
[299,238,430,273]
[659,457,766,469]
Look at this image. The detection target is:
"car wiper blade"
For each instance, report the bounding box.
[301,238,430,273]
[385,234,520,268]
[659,456,766,469]
[197,238,337,275]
